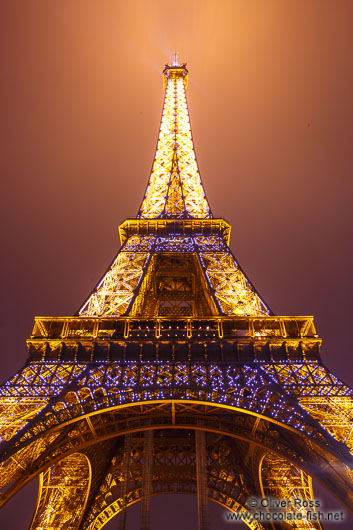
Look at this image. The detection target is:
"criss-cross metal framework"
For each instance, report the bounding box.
[1,60,353,530]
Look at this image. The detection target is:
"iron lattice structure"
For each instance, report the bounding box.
[1,61,353,530]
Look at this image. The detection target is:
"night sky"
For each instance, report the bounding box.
[1,1,353,528]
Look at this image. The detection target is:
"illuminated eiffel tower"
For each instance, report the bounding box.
[1,58,353,530]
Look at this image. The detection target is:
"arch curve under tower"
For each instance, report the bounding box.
[1,399,353,520]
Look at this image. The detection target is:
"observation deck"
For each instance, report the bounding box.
[28,315,320,363]
[119,218,231,245]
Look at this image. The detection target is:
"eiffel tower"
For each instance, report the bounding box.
[1,57,353,530]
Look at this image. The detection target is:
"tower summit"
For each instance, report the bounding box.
[1,61,353,530]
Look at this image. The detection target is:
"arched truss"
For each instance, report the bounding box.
[87,486,264,530]
[82,430,266,530]
[259,452,322,530]
[29,452,91,530]
[3,359,353,464]
[0,398,353,519]
[28,429,324,530]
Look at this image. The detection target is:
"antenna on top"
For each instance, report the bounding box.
[173,52,179,66]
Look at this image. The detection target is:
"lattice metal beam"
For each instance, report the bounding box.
[196,430,209,530]
[140,430,153,530]
[260,452,322,530]
[30,452,91,530]
[118,434,131,530]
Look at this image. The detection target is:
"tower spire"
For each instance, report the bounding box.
[138,60,212,219]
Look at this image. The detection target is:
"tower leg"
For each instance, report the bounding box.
[140,430,153,530]
[29,452,91,530]
[118,434,131,530]
[196,430,209,530]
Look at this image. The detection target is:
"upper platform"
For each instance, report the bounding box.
[119,218,231,245]
[162,62,189,88]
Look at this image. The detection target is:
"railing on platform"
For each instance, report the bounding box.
[31,316,318,342]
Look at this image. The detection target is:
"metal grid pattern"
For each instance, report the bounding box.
[260,452,322,530]
[30,453,91,530]
[78,235,270,317]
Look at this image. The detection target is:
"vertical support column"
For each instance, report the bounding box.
[196,430,209,530]
[118,434,131,530]
[140,430,153,530]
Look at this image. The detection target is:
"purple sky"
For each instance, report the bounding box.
[1,1,353,528]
